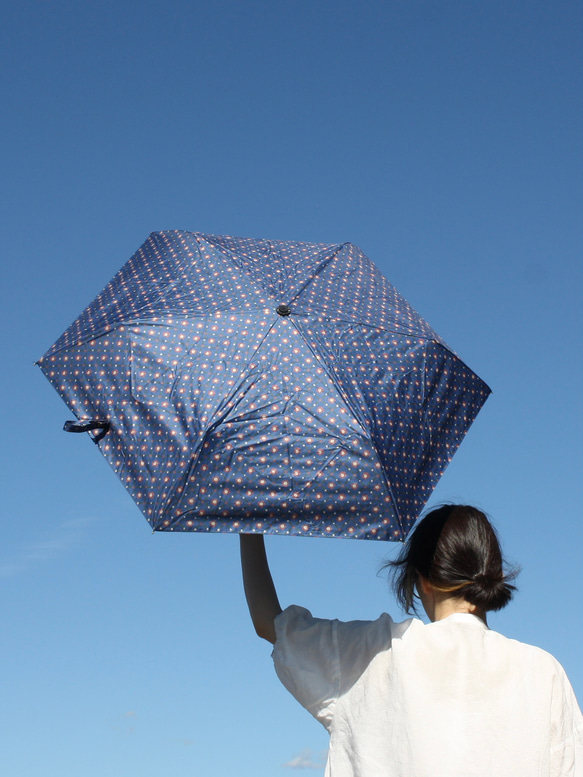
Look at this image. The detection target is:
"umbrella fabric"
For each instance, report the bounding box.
[37,231,490,541]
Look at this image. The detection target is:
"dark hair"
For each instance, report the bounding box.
[388,505,518,614]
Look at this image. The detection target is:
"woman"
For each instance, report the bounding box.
[240,504,583,777]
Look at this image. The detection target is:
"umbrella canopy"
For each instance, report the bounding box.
[37,231,490,541]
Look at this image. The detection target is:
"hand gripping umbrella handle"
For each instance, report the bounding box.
[63,419,110,444]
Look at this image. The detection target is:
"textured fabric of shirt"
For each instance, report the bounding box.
[273,605,583,777]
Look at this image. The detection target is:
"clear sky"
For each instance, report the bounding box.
[1,2,581,775]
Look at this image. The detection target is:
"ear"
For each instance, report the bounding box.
[418,575,433,596]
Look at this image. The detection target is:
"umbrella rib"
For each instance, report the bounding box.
[154,317,281,525]
[291,310,445,346]
[287,317,407,539]
[287,244,345,303]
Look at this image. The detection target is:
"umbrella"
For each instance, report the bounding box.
[37,231,490,541]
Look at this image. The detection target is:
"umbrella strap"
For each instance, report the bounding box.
[63,419,110,444]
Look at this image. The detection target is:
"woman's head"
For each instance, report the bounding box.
[390,504,518,615]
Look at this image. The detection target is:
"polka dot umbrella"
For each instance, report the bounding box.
[37,231,490,541]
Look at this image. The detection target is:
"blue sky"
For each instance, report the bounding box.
[1,2,581,775]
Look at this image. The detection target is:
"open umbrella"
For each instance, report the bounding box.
[37,231,490,541]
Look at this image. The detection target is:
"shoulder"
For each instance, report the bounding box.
[485,626,569,668]
[274,604,415,642]
[274,605,417,665]
[272,606,417,727]
[478,624,580,702]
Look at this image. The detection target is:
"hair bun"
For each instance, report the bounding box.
[463,573,515,611]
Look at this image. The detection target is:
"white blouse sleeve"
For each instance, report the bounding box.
[272,605,401,730]
[272,605,340,728]
[549,658,583,777]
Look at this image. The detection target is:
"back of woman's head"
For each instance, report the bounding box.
[390,505,518,614]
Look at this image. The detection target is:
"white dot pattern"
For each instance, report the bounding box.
[38,231,491,541]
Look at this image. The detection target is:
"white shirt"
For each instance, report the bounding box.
[273,605,583,777]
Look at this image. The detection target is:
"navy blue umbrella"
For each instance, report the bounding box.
[38,231,490,541]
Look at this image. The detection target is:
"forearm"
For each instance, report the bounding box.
[240,533,282,644]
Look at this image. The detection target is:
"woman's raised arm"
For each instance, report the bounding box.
[240,534,282,644]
